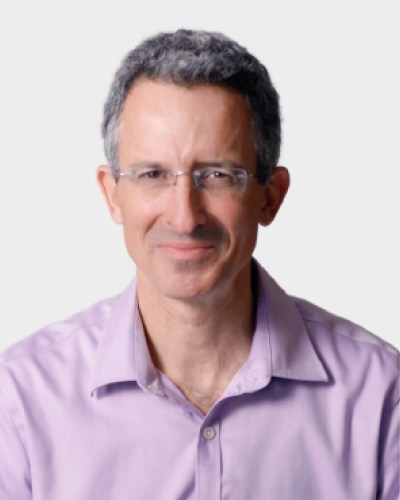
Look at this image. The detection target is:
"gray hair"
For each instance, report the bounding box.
[102,29,281,183]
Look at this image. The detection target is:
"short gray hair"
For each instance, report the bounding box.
[102,29,281,183]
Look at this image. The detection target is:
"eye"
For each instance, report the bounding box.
[199,167,236,187]
[139,169,162,179]
[208,170,229,179]
[135,167,167,182]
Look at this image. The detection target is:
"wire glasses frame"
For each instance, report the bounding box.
[114,164,259,193]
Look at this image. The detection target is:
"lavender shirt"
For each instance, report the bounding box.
[0,265,399,499]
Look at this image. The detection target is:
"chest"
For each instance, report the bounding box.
[24,380,381,500]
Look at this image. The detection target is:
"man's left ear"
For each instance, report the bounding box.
[259,166,290,226]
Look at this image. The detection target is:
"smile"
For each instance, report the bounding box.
[158,243,215,259]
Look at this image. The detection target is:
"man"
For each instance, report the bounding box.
[0,29,398,500]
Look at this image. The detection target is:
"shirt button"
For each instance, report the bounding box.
[203,426,216,440]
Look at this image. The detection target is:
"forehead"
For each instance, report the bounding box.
[117,79,256,166]
[119,79,253,129]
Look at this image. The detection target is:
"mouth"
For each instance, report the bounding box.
[158,243,215,260]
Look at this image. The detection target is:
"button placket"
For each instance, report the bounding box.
[196,420,221,499]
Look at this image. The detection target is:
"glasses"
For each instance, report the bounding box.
[115,163,258,194]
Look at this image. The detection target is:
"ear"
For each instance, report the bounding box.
[259,166,290,226]
[96,165,123,224]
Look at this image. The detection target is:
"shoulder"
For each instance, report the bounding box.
[0,293,119,371]
[292,296,399,401]
[293,296,398,356]
[256,262,398,389]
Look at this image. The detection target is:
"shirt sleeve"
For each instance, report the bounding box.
[0,391,31,500]
[377,392,400,500]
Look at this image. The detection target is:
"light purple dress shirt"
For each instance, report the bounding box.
[0,264,399,500]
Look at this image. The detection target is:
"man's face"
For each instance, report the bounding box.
[98,79,288,303]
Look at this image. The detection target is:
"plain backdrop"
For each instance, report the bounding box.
[0,0,398,351]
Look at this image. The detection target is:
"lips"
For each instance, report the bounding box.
[158,243,215,260]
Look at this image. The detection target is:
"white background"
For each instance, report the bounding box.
[0,0,398,351]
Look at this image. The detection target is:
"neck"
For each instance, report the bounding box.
[137,263,256,413]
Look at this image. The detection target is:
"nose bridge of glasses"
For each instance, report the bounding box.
[169,170,200,189]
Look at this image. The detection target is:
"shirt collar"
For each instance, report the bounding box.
[90,282,162,396]
[256,263,328,382]
[90,262,328,395]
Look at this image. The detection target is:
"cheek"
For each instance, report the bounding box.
[214,198,261,247]
[118,195,159,229]
[118,199,158,254]
[218,193,262,228]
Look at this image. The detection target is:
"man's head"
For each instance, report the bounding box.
[98,30,289,304]
[102,29,281,184]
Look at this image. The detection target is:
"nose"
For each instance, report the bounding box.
[163,174,207,234]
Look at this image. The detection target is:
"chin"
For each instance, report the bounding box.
[155,277,213,302]
[136,256,239,302]
[149,264,227,302]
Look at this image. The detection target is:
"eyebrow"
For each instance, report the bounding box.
[126,161,166,171]
[125,160,246,171]
[195,161,245,170]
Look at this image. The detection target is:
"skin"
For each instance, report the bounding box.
[98,79,289,413]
